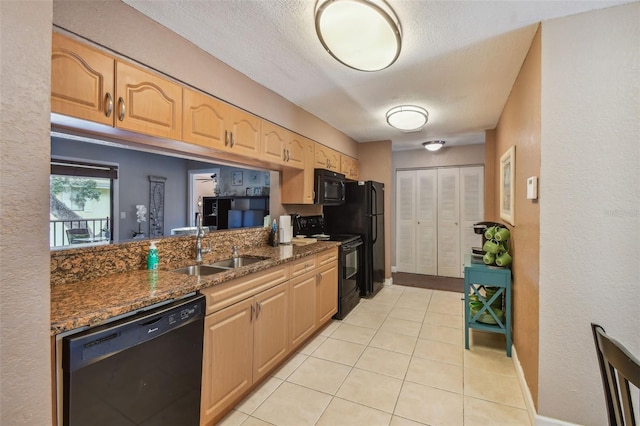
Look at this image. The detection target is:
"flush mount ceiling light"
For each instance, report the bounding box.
[386,105,429,132]
[423,140,446,151]
[315,0,402,72]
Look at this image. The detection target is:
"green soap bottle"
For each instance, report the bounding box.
[147,241,159,270]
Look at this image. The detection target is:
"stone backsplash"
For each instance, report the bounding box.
[51,227,270,286]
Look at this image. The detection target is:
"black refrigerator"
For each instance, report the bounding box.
[324,180,384,297]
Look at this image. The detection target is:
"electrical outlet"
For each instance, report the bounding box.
[120,211,126,219]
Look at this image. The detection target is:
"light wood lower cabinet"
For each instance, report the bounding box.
[200,249,338,425]
[252,283,289,382]
[316,261,338,325]
[201,297,254,424]
[201,282,288,425]
[289,270,317,348]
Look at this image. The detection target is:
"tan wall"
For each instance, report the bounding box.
[51,0,358,157]
[358,141,393,279]
[488,26,541,406]
[0,1,54,424]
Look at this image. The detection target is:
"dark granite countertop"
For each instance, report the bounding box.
[50,242,339,335]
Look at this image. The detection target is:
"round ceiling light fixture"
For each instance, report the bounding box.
[423,140,446,151]
[386,105,429,132]
[315,0,402,72]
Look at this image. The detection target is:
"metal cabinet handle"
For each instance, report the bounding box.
[225,130,229,146]
[283,149,287,161]
[104,93,113,118]
[287,149,291,162]
[251,303,255,321]
[256,302,262,317]
[117,97,125,121]
[231,132,235,148]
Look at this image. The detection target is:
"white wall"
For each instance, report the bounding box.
[539,3,640,425]
[0,1,53,424]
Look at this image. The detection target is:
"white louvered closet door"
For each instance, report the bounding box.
[396,170,416,273]
[416,170,437,275]
[459,166,485,275]
[437,168,461,277]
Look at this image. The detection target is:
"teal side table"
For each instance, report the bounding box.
[464,261,512,357]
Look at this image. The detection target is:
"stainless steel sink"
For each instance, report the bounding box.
[171,264,228,276]
[208,257,264,269]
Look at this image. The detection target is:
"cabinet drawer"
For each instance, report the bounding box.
[289,255,318,278]
[201,265,289,315]
[317,248,338,266]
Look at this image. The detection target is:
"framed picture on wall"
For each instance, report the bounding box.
[231,171,243,186]
[500,145,516,225]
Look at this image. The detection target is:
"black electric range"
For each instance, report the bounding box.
[294,215,362,319]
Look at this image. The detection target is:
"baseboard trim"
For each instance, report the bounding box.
[512,345,537,426]
[384,277,393,286]
[511,346,580,426]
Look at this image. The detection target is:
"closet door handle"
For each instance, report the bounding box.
[104,93,113,118]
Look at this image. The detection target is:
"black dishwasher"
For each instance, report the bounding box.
[62,294,205,426]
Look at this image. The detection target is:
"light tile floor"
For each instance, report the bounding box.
[219,285,530,426]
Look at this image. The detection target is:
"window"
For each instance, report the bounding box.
[50,159,118,248]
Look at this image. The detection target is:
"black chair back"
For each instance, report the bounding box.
[591,323,640,425]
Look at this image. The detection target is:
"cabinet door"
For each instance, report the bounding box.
[281,137,315,204]
[261,121,287,165]
[341,156,359,180]
[289,271,317,348]
[225,106,261,158]
[285,133,308,170]
[314,144,340,171]
[51,33,115,126]
[316,261,338,325]
[183,87,227,149]
[115,61,183,140]
[201,298,253,425]
[437,168,461,278]
[253,283,289,382]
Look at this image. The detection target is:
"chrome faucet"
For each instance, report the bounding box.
[195,204,211,262]
[232,245,239,258]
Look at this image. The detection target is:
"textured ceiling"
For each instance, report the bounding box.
[123,0,630,151]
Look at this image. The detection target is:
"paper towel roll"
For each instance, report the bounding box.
[279,215,292,244]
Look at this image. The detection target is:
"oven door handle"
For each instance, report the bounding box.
[341,241,363,252]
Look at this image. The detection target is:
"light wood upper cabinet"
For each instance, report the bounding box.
[224,106,261,158]
[52,33,183,140]
[341,155,360,180]
[281,136,315,204]
[261,121,288,164]
[51,33,115,126]
[314,144,341,172]
[286,133,308,170]
[261,123,307,170]
[183,87,227,149]
[115,61,182,140]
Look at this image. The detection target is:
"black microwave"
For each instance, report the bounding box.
[314,169,345,205]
